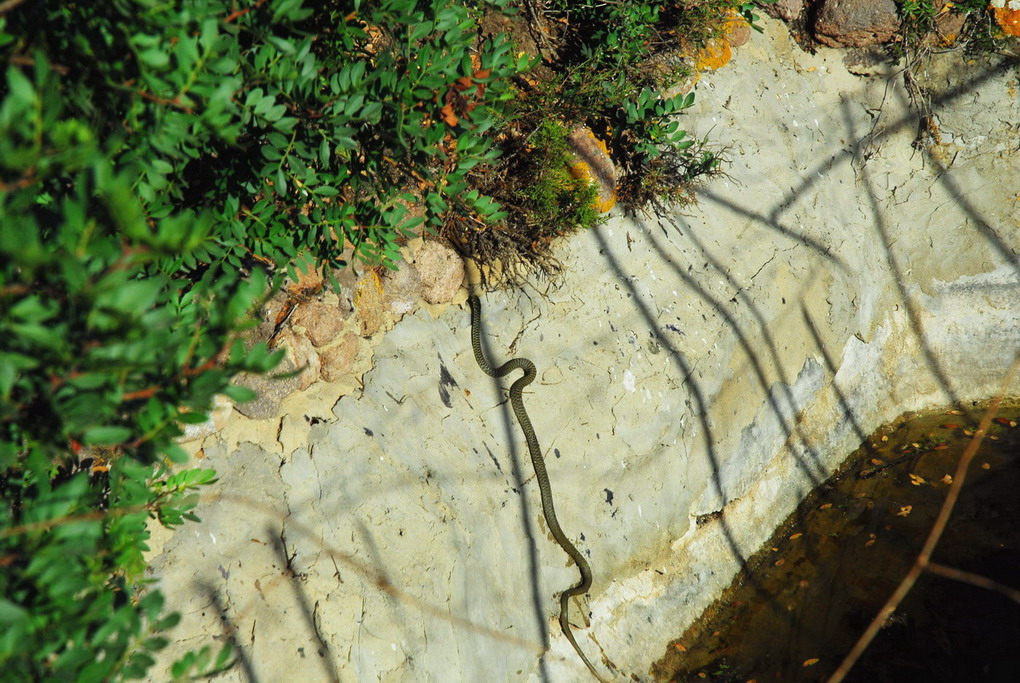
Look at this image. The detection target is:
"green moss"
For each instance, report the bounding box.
[519,121,604,235]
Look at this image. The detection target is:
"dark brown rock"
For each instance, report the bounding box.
[764,0,806,22]
[815,0,901,47]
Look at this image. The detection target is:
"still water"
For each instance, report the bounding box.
[653,401,1020,682]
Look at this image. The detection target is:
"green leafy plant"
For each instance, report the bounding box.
[0,0,741,677]
[737,0,777,33]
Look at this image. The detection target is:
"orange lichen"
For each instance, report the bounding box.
[569,160,618,212]
[722,9,751,47]
[567,129,617,213]
[994,7,1020,36]
[695,37,732,71]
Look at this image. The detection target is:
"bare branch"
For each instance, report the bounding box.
[926,561,1020,606]
[0,0,30,16]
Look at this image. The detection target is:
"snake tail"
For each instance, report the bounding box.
[469,294,607,682]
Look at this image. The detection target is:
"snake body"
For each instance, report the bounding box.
[469,294,606,682]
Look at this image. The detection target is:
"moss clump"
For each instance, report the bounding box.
[519,121,604,235]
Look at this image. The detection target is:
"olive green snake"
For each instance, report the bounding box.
[469,293,607,682]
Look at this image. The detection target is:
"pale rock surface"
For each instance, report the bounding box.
[413,240,465,304]
[280,329,321,391]
[290,300,346,347]
[319,333,361,383]
[147,18,1019,683]
[382,256,424,316]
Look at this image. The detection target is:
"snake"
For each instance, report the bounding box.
[469,293,607,682]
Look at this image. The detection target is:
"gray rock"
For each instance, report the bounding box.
[230,356,302,419]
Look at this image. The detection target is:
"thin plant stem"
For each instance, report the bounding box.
[925,561,1020,605]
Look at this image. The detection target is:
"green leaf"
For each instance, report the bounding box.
[0,598,29,625]
[95,278,162,315]
[84,426,132,446]
[6,65,34,105]
[177,412,209,425]
[319,138,330,166]
[138,48,170,68]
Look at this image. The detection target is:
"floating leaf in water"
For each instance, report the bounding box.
[819,503,832,510]
[789,532,802,540]
[803,658,819,667]
[897,505,912,517]
[947,409,964,415]
[909,473,926,486]
[941,474,953,484]
[881,435,889,441]
[942,423,961,429]
[981,463,991,470]
[870,458,884,465]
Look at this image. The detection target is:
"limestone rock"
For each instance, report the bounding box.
[231,356,302,420]
[290,301,345,347]
[281,329,321,391]
[354,273,386,336]
[412,241,464,305]
[320,333,360,382]
[815,0,901,47]
[382,260,423,317]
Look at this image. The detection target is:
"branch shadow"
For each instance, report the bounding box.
[197,580,258,682]
[268,526,341,683]
[626,50,1019,675]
